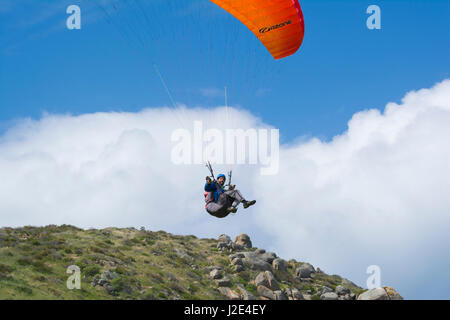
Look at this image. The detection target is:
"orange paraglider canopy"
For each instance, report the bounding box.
[209,0,305,59]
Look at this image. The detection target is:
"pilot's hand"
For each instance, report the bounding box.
[206,176,212,184]
[229,184,236,190]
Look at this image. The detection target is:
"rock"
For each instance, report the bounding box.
[217,242,231,251]
[274,290,288,300]
[174,248,193,261]
[206,266,222,272]
[320,292,339,300]
[236,284,256,300]
[302,263,315,273]
[231,242,244,251]
[231,258,243,266]
[215,277,231,287]
[260,252,277,264]
[239,252,272,271]
[272,258,287,272]
[255,248,266,254]
[284,288,295,300]
[235,234,252,248]
[295,265,312,279]
[104,284,115,295]
[218,287,241,300]
[218,234,232,243]
[254,272,267,287]
[210,269,223,279]
[234,265,244,272]
[357,288,389,300]
[98,278,108,286]
[335,285,351,296]
[257,285,277,300]
[254,271,280,291]
[383,286,403,300]
[101,270,118,280]
[320,286,333,295]
[291,289,305,300]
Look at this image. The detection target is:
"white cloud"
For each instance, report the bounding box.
[1,80,450,299]
[255,79,450,299]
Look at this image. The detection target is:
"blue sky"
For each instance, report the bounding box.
[1,1,450,300]
[1,0,449,142]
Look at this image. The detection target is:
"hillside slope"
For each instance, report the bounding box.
[0,225,402,300]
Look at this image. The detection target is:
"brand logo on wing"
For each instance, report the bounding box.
[259,20,292,34]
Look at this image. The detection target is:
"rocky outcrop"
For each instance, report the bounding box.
[235,234,252,248]
[358,287,403,300]
[254,271,280,291]
[295,263,315,279]
[0,226,404,301]
[217,287,240,300]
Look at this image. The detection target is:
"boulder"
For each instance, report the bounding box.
[320,292,339,300]
[217,242,231,251]
[104,284,115,295]
[254,271,280,291]
[383,286,403,300]
[257,285,277,300]
[239,252,272,271]
[215,277,231,287]
[335,285,351,296]
[260,252,277,264]
[255,248,266,254]
[272,258,287,272]
[284,288,304,300]
[231,242,244,251]
[357,288,389,300]
[174,248,193,262]
[218,287,241,300]
[320,286,333,295]
[231,258,243,266]
[295,265,312,279]
[218,234,232,243]
[234,265,244,273]
[235,234,252,248]
[291,289,305,300]
[210,269,223,279]
[236,284,256,300]
[302,263,315,273]
[101,270,118,281]
[274,290,288,300]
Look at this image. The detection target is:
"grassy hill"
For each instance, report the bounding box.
[0,225,401,300]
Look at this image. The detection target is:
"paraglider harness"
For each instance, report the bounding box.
[204,161,232,208]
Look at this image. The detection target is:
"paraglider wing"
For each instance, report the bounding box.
[209,0,305,59]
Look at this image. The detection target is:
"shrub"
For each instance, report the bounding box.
[0,263,14,274]
[84,265,101,277]
[17,286,33,295]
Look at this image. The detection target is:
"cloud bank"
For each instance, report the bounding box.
[1,80,450,299]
